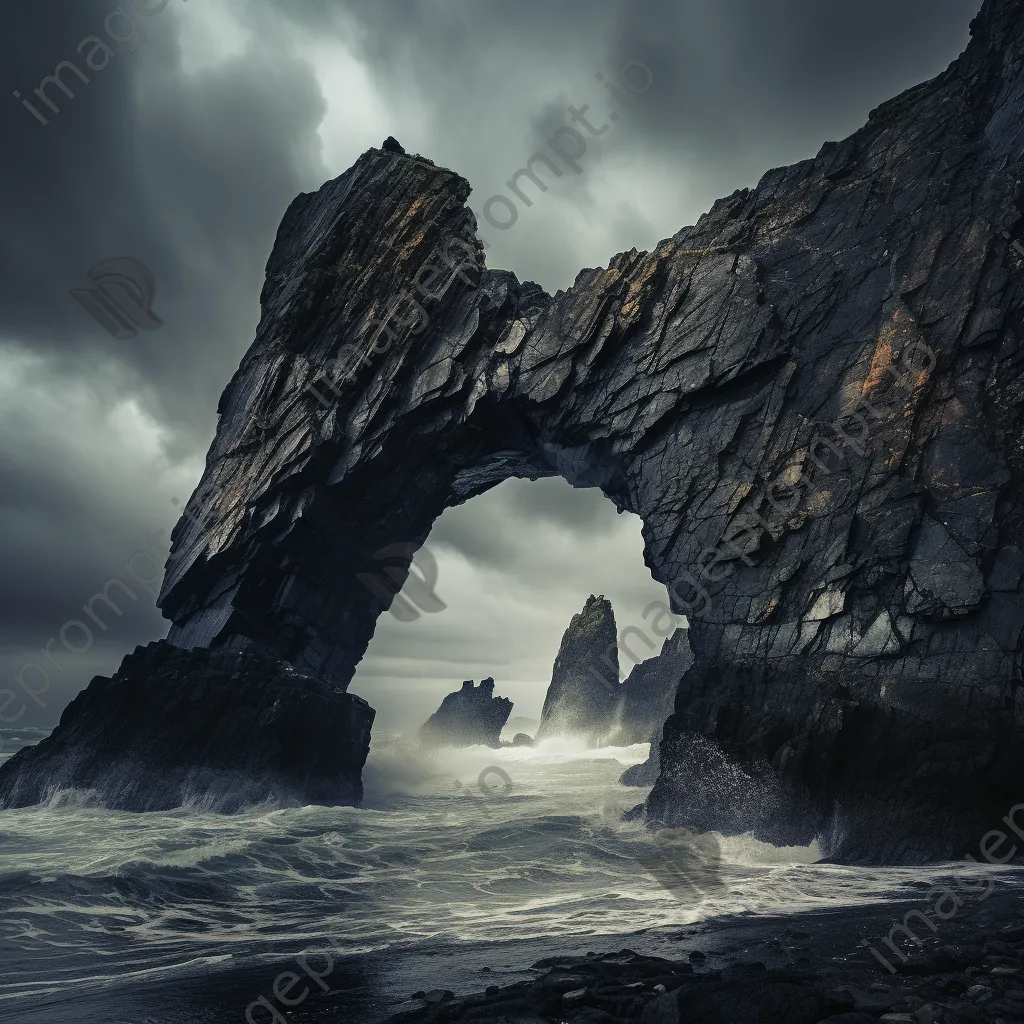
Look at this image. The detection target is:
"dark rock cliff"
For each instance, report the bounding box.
[419,678,513,747]
[614,627,692,748]
[0,640,373,810]
[616,628,693,786]
[3,0,1024,861]
[536,595,620,743]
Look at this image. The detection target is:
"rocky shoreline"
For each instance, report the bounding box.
[378,884,1024,1024]
[0,639,374,810]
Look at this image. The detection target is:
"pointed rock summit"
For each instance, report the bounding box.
[536,596,620,743]
[535,596,690,749]
[419,678,512,748]
[619,628,693,783]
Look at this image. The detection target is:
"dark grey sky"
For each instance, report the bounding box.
[0,0,981,733]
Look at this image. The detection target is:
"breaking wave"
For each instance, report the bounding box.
[0,731,1009,1010]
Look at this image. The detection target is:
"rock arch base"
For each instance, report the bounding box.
[4,0,1024,863]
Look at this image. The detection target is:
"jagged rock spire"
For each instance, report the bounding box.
[536,595,619,743]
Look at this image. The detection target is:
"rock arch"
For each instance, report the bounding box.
[4,0,1024,862]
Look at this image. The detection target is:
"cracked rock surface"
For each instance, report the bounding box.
[4,0,1024,859]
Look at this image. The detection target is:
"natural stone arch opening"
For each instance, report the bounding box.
[348,476,672,738]
[163,404,646,689]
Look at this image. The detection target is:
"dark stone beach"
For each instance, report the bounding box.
[374,884,1024,1024]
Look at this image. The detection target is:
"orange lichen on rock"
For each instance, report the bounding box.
[397,192,451,261]
[861,304,929,405]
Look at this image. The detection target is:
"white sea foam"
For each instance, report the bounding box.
[0,734,1020,1005]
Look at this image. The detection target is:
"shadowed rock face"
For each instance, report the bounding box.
[616,629,693,787]
[0,640,373,811]
[4,0,1024,859]
[419,678,513,748]
[615,627,692,747]
[536,595,620,743]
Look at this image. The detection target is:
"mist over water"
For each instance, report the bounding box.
[0,730,1010,1015]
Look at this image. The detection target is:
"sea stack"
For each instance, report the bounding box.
[535,599,690,751]
[535,595,620,744]
[618,628,692,785]
[419,678,513,748]
[615,627,692,747]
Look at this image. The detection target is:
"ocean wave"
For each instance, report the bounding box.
[3,737,1017,1006]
